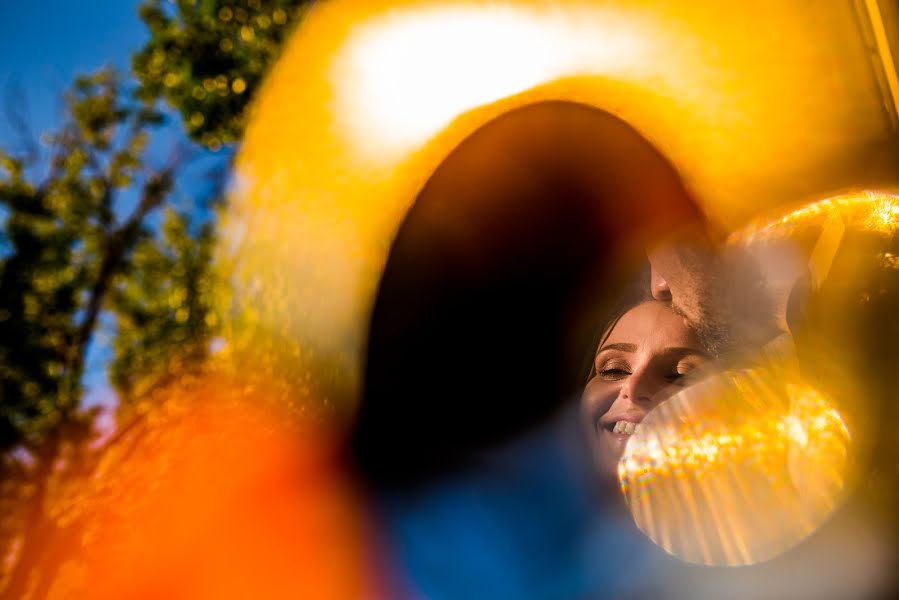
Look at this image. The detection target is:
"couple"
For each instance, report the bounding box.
[354,100,784,485]
[581,240,780,482]
[352,100,787,598]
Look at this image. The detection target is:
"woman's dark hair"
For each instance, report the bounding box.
[580,261,653,384]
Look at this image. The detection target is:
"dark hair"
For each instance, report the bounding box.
[580,261,653,384]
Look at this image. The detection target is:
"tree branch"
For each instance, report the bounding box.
[61,159,180,409]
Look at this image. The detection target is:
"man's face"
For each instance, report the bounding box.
[647,238,778,359]
[646,240,716,329]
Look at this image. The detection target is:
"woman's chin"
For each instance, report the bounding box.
[599,429,631,473]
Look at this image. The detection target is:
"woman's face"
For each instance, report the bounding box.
[581,301,710,479]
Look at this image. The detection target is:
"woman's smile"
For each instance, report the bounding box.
[581,300,711,480]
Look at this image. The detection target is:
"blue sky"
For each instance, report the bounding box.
[0,1,148,147]
[1,1,229,431]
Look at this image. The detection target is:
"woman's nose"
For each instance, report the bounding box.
[620,370,660,406]
[650,264,672,302]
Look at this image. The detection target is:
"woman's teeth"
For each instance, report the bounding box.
[612,421,642,435]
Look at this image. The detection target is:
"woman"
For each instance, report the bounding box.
[581,300,711,480]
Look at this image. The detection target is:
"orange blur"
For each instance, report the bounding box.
[47,379,366,600]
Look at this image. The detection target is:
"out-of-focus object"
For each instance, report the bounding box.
[620,368,850,566]
[224,0,899,422]
[220,0,899,586]
[46,377,366,599]
[621,190,899,575]
[731,190,899,486]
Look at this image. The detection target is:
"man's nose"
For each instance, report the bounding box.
[650,264,672,302]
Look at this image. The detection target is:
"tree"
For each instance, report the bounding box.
[133,0,312,149]
[109,207,219,411]
[0,68,219,599]
[1,1,313,594]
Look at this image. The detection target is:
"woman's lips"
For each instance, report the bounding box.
[610,420,644,435]
[598,416,645,437]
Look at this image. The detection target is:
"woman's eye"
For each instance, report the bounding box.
[598,366,630,380]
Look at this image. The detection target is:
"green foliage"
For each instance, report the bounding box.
[1,3,307,594]
[0,68,220,598]
[0,68,149,453]
[109,208,219,408]
[133,0,311,149]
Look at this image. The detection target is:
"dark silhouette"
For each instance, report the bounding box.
[351,100,705,486]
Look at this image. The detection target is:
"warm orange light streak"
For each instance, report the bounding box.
[620,369,850,566]
[863,0,899,124]
[49,379,366,599]
[332,4,658,159]
[227,0,889,420]
[733,191,899,243]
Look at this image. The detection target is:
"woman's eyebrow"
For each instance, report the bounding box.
[598,342,638,354]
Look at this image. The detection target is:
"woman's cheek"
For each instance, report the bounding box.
[581,379,615,426]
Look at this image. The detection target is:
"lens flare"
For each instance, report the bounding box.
[51,378,366,599]
[227,0,892,420]
[733,190,899,243]
[619,369,850,566]
[332,4,655,157]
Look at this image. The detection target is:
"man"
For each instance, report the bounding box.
[646,231,783,360]
[352,100,710,599]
